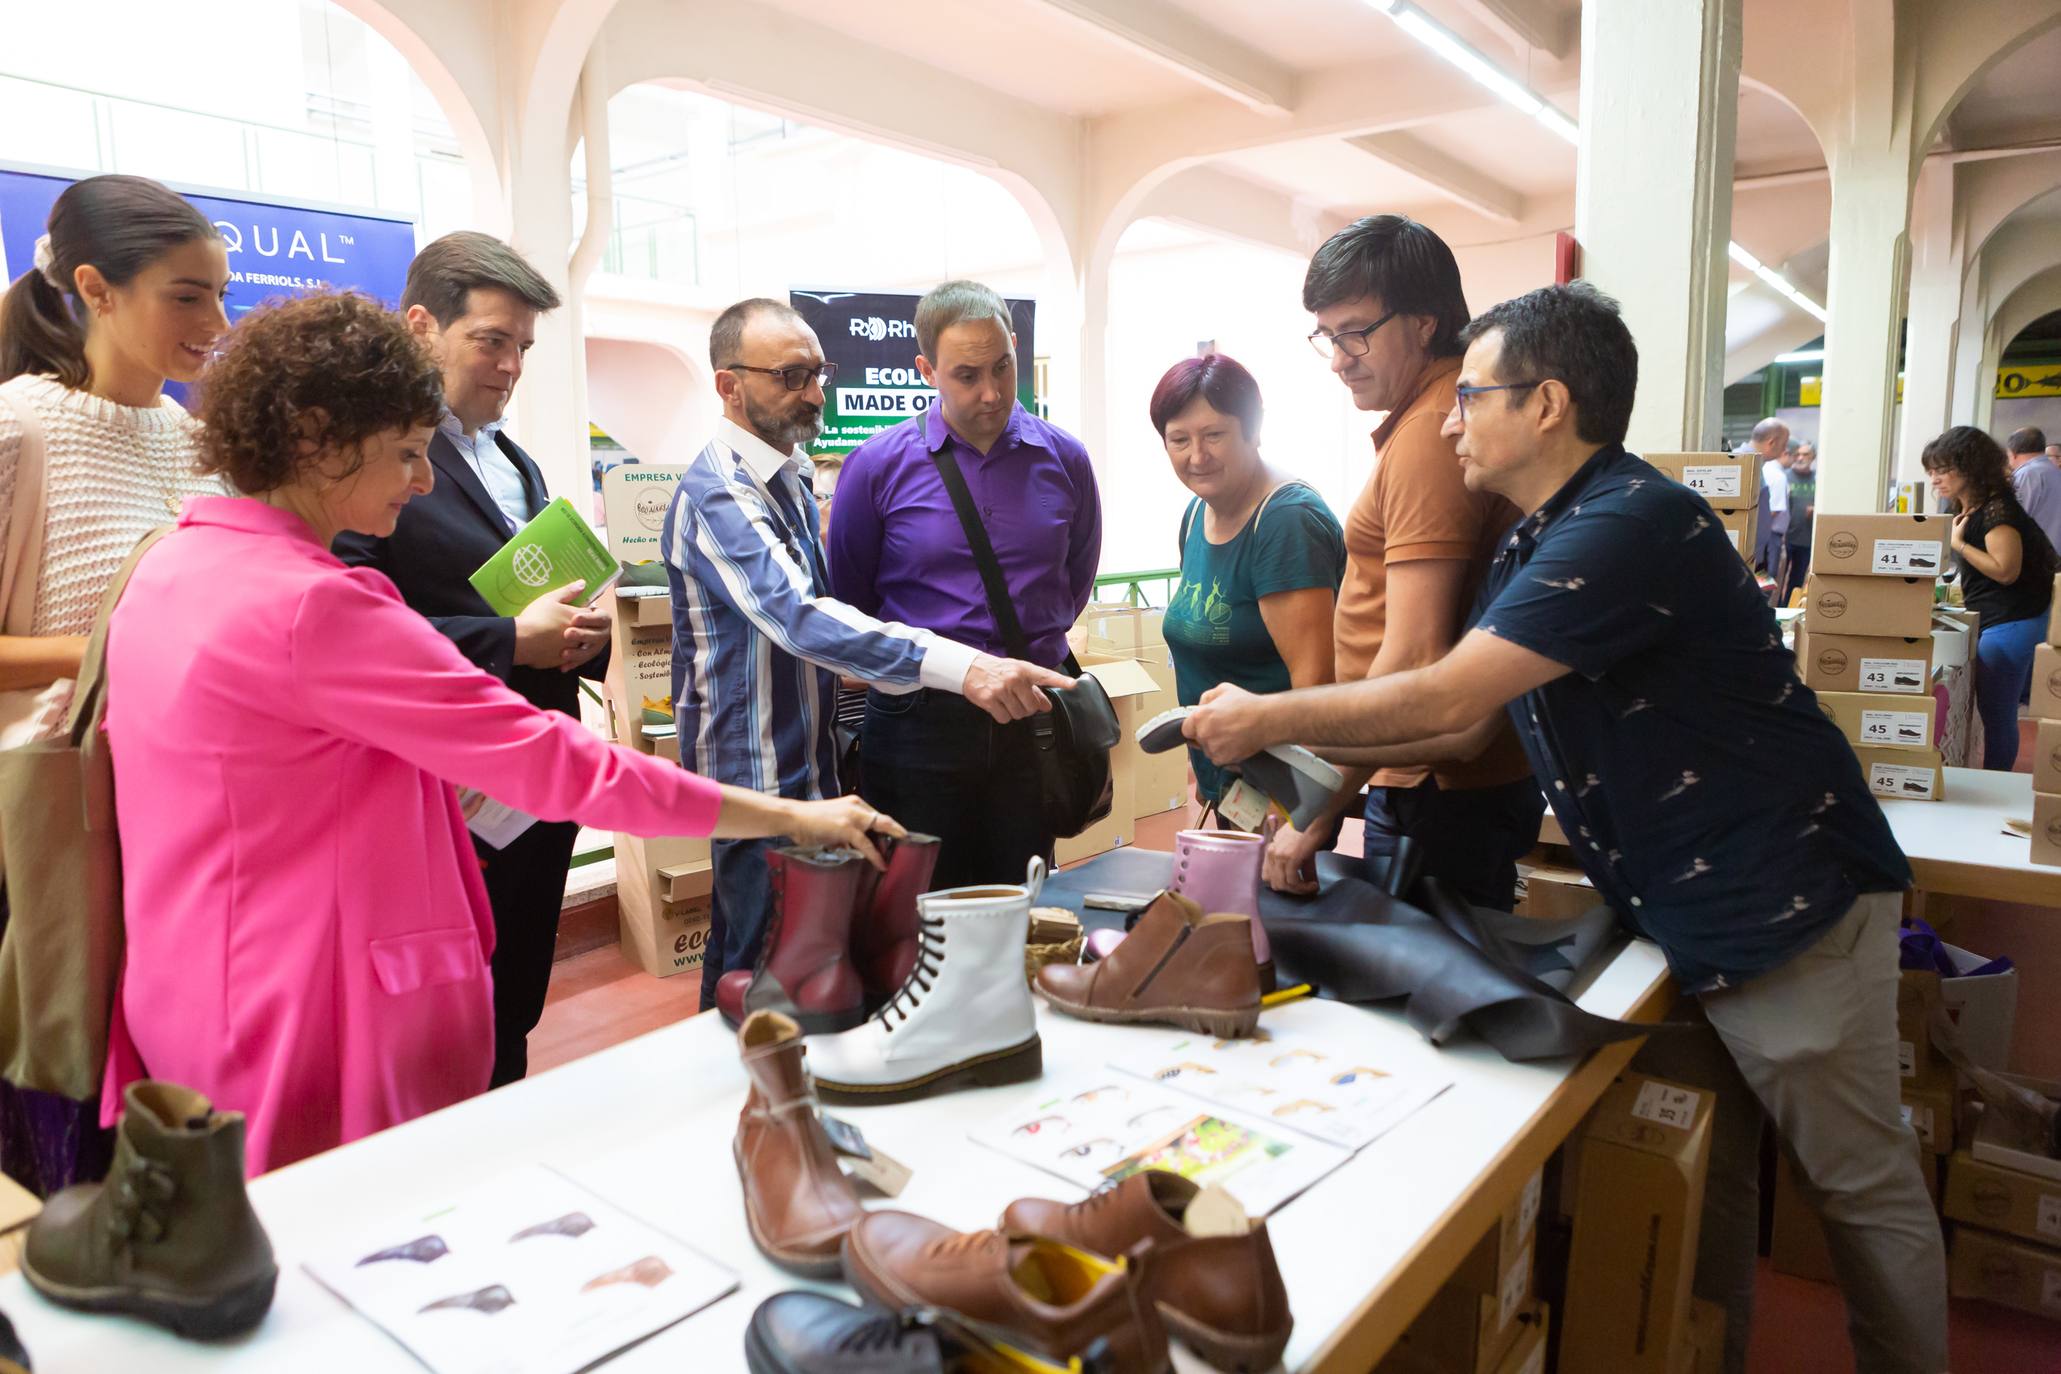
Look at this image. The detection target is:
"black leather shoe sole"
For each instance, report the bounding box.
[23,1257,277,1340]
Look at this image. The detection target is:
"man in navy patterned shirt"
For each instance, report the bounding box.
[1186,284,1938,1374]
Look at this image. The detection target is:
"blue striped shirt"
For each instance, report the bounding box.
[661,418,978,798]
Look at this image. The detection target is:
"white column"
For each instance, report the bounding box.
[1975,320,2001,432]
[1894,160,1960,482]
[505,145,589,505]
[1075,246,1115,482]
[1814,151,1911,513]
[1948,266,1989,425]
[1574,0,1742,452]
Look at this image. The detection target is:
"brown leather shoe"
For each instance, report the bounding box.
[1002,1173,1291,1373]
[734,1010,864,1276]
[1034,891,1261,1037]
[841,1211,1168,1374]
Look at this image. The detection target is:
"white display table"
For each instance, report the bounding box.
[0,939,1671,1373]
[1880,766,2061,906]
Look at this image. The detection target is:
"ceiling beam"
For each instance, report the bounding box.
[1346,130,1526,224]
[1434,0,1575,61]
[1025,0,1298,115]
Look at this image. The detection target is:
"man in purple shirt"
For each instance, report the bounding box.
[828,280,1102,888]
[2007,426,2061,556]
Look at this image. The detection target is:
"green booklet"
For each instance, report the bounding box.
[469,497,621,615]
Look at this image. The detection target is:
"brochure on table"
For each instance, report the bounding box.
[305,1164,736,1374]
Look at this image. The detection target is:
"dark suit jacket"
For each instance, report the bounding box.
[334,427,606,717]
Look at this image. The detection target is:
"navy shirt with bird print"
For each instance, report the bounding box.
[1472,444,1912,993]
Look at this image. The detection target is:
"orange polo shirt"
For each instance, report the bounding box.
[1331,358,1534,792]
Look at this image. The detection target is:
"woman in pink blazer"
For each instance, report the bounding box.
[101,292,900,1174]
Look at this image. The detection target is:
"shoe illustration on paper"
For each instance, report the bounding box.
[418,1284,516,1316]
[1271,1100,1335,1118]
[1013,1114,1071,1138]
[356,1235,450,1267]
[1330,1067,1390,1086]
[510,1212,596,1243]
[1150,1062,1218,1081]
[580,1256,675,1293]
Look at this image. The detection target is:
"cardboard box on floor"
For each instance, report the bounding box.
[1715,506,1752,558]
[1676,1299,1725,1374]
[1795,624,1935,696]
[1901,1059,1959,1155]
[1561,1074,1713,1374]
[1646,452,1761,509]
[1853,745,1944,802]
[1815,690,1936,751]
[1069,606,1187,820]
[2031,790,2061,868]
[1946,1224,2061,1319]
[1811,512,1949,578]
[1377,1171,1543,1374]
[1801,574,1936,638]
[1896,972,1940,1080]
[1969,1075,2061,1183]
[615,831,713,978]
[1925,944,2020,1073]
[1052,654,1161,866]
[603,590,677,754]
[2033,720,2061,794]
[1515,855,1599,919]
[2048,572,2061,646]
[1491,1303,1548,1374]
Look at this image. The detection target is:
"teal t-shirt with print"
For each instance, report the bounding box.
[1164,483,1346,801]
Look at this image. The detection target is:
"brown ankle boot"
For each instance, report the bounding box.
[734,1010,864,1276]
[1002,1172,1291,1372]
[1034,891,1261,1037]
[841,1211,1168,1374]
[22,1081,277,1339]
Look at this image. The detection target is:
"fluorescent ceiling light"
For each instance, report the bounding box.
[1774,348,1825,364]
[1367,0,1830,321]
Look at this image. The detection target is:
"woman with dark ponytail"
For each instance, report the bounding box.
[0,174,229,1196]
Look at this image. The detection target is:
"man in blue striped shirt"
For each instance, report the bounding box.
[662,298,1070,1009]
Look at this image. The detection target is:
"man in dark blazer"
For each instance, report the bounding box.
[336,232,610,1086]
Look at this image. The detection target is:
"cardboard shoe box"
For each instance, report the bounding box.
[1946,1225,2061,1319]
[1561,1075,1713,1374]
[615,831,714,978]
[1901,1059,1960,1155]
[1802,574,1935,638]
[1647,452,1761,509]
[2031,791,2061,869]
[1796,625,1935,695]
[2033,644,2061,721]
[1854,745,1944,801]
[1715,506,1752,559]
[1811,512,1948,578]
[1944,1150,2061,1247]
[1515,855,1600,919]
[1052,654,1161,866]
[1379,1171,1543,1374]
[2033,721,2061,794]
[1815,690,1936,751]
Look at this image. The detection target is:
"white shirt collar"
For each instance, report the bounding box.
[439,409,506,446]
[716,416,805,484]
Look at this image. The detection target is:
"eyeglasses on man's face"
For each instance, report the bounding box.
[1307,311,1398,360]
[726,361,839,391]
[1452,380,1543,422]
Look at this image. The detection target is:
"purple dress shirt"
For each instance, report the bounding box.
[827,403,1102,668]
[2013,456,2061,558]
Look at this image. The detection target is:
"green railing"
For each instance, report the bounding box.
[1093,568,1180,608]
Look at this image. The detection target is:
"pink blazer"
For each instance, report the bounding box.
[102,498,722,1173]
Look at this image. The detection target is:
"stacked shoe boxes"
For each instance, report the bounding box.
[1076,603,1189,820]
[1941,1085,2061,1321]
[1794,512,1946,803]
[1647,452,1757,560]
[1376,1168,1546,1374]
[2028,577,2061,864]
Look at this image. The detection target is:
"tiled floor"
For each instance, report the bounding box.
[529,800,2057,1371]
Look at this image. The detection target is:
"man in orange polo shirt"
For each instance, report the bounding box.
[1264,216,1542,908]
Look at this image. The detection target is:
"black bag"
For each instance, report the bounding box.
[926,443,1118,838]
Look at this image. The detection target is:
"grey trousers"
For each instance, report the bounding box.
[1631,891,1947,1374]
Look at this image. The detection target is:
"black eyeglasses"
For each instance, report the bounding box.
[1307,311,1398,360]
[1453,380,1543,421]
[724,362,839,391]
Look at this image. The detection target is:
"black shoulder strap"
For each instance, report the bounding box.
[925,417,1078,673]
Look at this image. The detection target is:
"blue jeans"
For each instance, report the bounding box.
[698,835,777,1011]
[1362,776,1547,911]
[1976,614,2042,771]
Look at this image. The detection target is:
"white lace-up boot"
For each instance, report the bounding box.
[805,857,1046,1104]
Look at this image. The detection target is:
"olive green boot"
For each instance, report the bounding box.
[22,1081,277,1339]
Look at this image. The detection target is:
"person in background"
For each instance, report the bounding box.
[334,233,607,1089]
[1925,426,2057,771]
[664,297,1068,1007]
[0,174,229,1196]
[1153,353,1344,818]
[1779,442,1816,606]
[2005,426,2061,556]
[1262,216,1541,908]
[829,281,1101,890]
[1750,417,1791,581]
[103,291,899,1174]
[1185,282,1940,1374]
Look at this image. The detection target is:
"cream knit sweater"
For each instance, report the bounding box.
[0,373,221,638]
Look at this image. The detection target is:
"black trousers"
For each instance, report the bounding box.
[1361,776,1546,911]
[859,688,1052,891]
[477,817,578,1087]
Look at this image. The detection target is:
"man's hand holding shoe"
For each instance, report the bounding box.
[513,580,611,672]
[961,655,1076,723]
